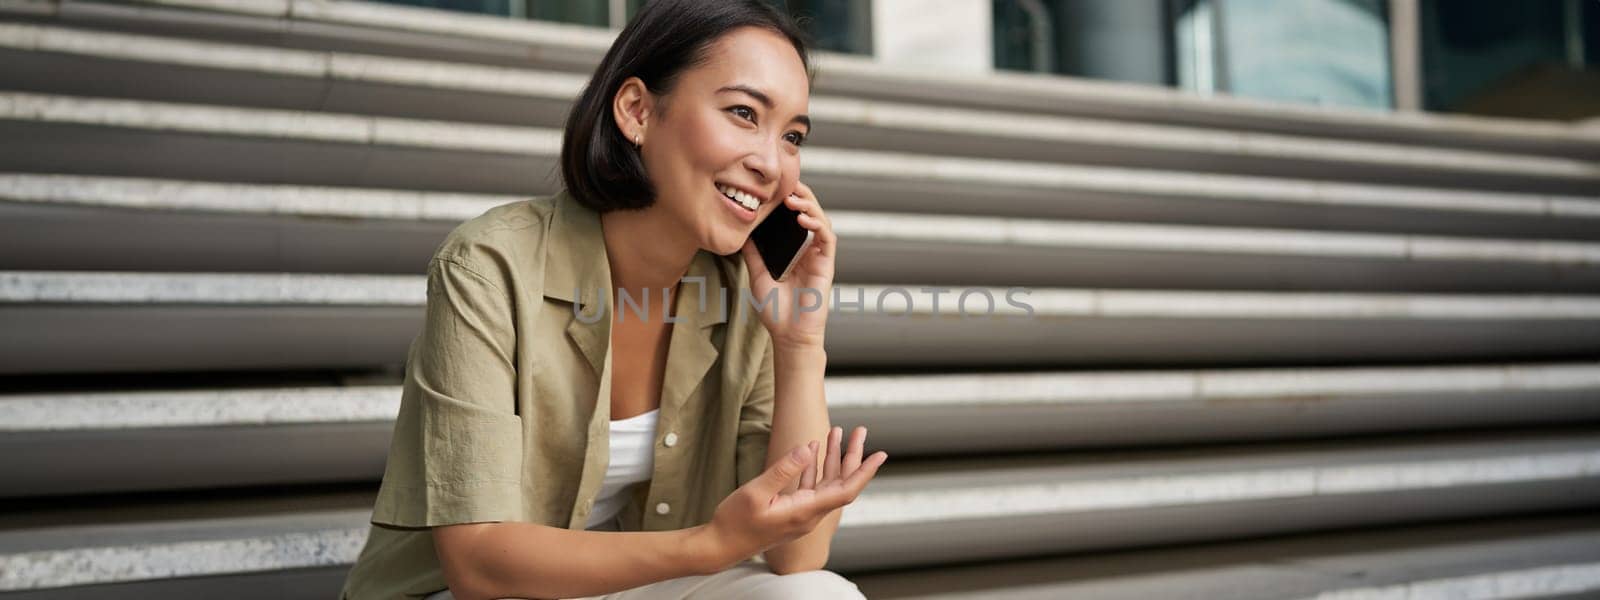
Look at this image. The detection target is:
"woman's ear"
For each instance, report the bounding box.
[612,76,654,145]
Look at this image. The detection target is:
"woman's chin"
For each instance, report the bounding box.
[707,232,745,257]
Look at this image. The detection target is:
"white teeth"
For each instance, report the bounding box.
[717,185,759,212]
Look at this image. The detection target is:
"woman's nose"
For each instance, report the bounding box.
[744,142,781,183]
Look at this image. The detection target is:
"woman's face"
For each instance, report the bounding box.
[627,26,811,256]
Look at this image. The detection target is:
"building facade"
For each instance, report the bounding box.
[380,0,1598,120]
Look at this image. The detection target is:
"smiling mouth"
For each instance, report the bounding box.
[716,183,760,213]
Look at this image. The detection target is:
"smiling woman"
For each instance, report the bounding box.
[336,1,886,599]
[562,11,815,256]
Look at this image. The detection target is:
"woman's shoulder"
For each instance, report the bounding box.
[428,196,557,287]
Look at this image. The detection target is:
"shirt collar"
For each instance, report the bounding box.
[541,188,731,331]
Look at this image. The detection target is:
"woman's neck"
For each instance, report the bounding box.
[599,204,697,307]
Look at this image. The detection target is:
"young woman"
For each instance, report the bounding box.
[338,1,888,598]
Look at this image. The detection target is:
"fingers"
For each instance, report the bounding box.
[842,450,887,492]
[777,427,887,517]
[809,426,883,508]
[752,443,815,496]
[785,181,816,206]
[799,441,818,491]
[786,194,833,258]
[791,181,814,201]
[816,449,887,510]
[822,426,842,483]
[842,426,865,475]
[785,193,836,260]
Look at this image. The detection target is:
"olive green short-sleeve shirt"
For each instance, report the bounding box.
[339,189,777,600]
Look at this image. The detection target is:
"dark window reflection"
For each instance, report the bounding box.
[1421,0,1597,119]
[995,0,1394,110]
[379,0,606,24]
[765,0,875,55]
[379,0,515,18]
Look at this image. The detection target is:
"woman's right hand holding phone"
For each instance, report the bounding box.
[694,425,887,572]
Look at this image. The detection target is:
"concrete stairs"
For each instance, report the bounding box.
[2,0,1598,597]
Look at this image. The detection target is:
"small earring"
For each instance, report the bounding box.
[634,133,642,148]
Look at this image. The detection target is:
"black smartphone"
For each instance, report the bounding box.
[749,198,815,281]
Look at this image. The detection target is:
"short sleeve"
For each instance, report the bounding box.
[370,257,525,528]
[735,337,776,489]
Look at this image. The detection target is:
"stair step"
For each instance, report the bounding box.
[4,88,1596,197]
[2,429,1596,592]
[850,512,1600,600]
[4,362,1598,497]
[831,428,1600,570]
[5,176,1600,290]
[2,24,1595,193]
[16,0,1596,161]
[4,271,1600,372]
[826,362,1600,455]
[7,171,1599,248]
[5,94,1598,227]
[1,1,1596,595]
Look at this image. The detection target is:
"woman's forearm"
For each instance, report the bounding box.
[761,342,839,573]
[443,521,724,600]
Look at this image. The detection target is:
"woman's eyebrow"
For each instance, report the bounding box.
[717,84,811,130]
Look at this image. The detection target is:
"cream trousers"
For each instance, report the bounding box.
[421,560,867,600]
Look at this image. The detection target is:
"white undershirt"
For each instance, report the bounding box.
[583,408,659,530]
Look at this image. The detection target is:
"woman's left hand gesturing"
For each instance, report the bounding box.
[739,181,834,351]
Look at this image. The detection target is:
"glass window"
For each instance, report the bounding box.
[523,0,609,26]
[371,0,873,54]
[766,0,874,55]
[994,0,1056,73]
[994,0,1170,84]
[374,0,610,24]
[377,0,518,18]
[621,0,873,54]
[996,0,1396,110]
[1420,0,1596,116]
[1177,0,1394,110]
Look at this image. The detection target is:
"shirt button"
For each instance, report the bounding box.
[655,502,671,515]
[663,432,679,447]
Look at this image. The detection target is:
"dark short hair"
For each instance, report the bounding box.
[559,0,812,213]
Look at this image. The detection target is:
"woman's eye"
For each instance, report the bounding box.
[785,132,807,147]
[730,106,756,122]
